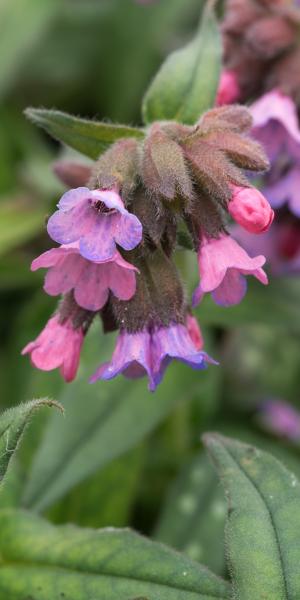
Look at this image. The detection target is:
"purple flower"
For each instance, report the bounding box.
[31,243,138,311]
[47,187,143,262]
[258,399,300,442]
[192,234,268,308]
[22,315,84,382]
[90,322,216,392]
[251,90,300,217]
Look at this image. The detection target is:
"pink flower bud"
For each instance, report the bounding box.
[186,315,204,351]
[216,70,241,106]
[228,186,274,234]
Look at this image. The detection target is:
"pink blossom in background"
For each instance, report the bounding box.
[22,315,84,382]
[31,243,138,311]
[216,70,241,106]
[229,185,274,234]
[91,322,215,392]
[258,399,300,442]
[192,234,268,308]
[47,187,143,262]
[251,90,300,217]
[232,220,300,276]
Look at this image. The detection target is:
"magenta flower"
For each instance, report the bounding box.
[22,315,84,382]
[31,243,138,312]
[229,185,274,234]
[192,234,268,308]
[258,399,300,442]
[216,70,241,106]
[47,187,143,262]
[90,323,215,392]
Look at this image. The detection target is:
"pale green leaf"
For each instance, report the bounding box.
[142,1,221,125]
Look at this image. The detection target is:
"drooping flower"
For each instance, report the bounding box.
[31,243,138,312]
[47,187,143,262]
[216,70,241,106]
[90,322,215,392]
[228,185,274,233]
[21,315,84,382]
[193,234,268,307]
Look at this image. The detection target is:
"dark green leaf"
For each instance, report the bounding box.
[25,108,145,159]
[0,509,230,600]
[0,400,62,487]
[142,1,221,125]
[203,433,300,600]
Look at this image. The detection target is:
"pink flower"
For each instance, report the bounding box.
[21,315,84,382]
[216,70,241,106]
[47,187,143,262]
[186,314,204,350]
[192,234,268,307]
[31,243,138,311]
[228,185,274,233]
[90,323,215,392]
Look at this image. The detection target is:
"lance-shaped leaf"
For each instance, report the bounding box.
[0,399,61,487]
[0,509,231,600]
[203,433,300,600]
[142,1,221,125]
[25,108,145,159]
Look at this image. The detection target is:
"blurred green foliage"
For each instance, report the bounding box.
[0,0,300,588]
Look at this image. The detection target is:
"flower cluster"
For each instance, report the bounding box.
[23,105,272,390]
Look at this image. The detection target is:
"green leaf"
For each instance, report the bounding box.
[0,400,61,487]
[0,509,230,600]
[25,108,145,159]
[203,433,300,600]
[155,453,226,576]
[0,0,59,98]
[142,1,221,125]
[0,200,45,257]
[22,330,217,512]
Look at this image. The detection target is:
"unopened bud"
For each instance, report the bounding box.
[229,185,274,233]
[216,70,241,106]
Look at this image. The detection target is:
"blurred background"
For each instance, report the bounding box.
[0,0,300,580]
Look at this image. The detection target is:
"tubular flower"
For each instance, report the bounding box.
[258,399,300,441]
[22,315,84,383]
[91,322,215,392]
[193,234,268,308]
[31,243,138,312]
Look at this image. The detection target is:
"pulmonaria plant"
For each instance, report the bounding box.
[23,105,272,390]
